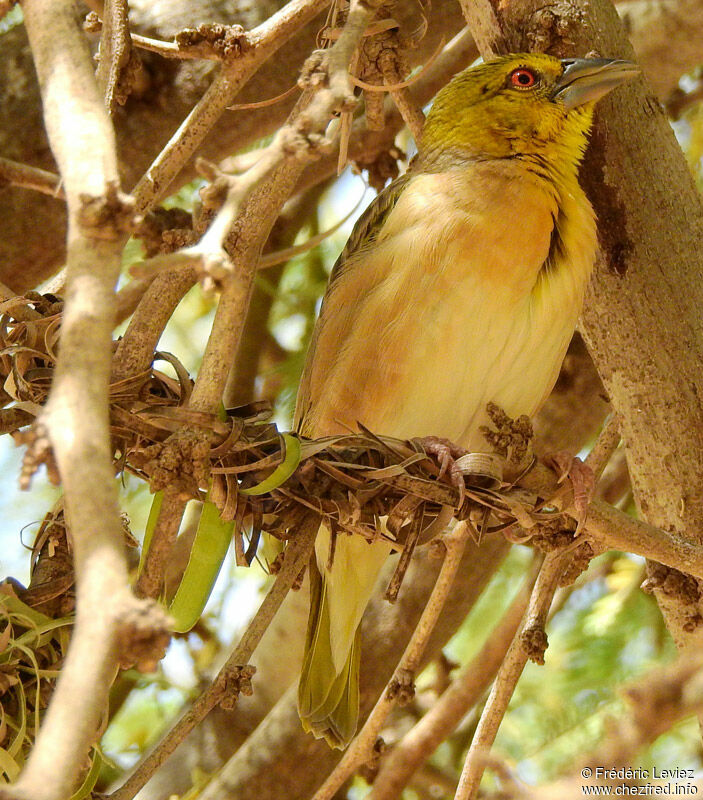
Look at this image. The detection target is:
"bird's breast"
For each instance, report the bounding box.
[299,164,596,448]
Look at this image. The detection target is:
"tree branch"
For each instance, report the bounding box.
[188,538,509,800]
[458,0,703,682]
[368,563,537,800]
[95,0,132,113]
[453,549,564,800]
[310,522,471,800]
[2,0,702,292]
[3,3,168,799]
[135,0,381,600]
[0,156,65,199]
[111,518,316,800]
[131,0,332,214]
[112,269,197,381]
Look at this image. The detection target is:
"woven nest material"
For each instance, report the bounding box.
[0,293,565,563]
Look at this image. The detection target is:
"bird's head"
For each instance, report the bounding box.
[420,53,638,172]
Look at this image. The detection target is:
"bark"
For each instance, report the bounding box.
[2,2,167,798]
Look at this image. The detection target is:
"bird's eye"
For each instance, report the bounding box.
[510,68,537,89]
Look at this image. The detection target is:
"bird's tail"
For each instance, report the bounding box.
[298,526,391,748]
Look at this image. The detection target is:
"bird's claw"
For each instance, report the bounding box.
[546,451,595,533]
[415,436,469,508]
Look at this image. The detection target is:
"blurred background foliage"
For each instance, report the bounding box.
[2,7,703,793]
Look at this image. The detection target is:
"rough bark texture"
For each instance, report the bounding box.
[575,5,703,648]
[5,0,703,795]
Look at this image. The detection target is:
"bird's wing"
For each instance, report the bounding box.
[295,172,413,432]
[329,172,413,287]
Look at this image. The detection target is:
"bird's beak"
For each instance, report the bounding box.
[554,58,639,109]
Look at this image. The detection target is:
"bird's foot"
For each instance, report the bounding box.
[414,435,469,506]
[546,451,595,533]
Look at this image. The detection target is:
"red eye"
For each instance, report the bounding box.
[510,68,537,88]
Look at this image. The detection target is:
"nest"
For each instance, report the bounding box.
[0,292,571,578]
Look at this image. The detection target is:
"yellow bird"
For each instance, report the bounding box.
[295,53,637,748]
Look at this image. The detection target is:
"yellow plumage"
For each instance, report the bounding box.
[295,53,637,748]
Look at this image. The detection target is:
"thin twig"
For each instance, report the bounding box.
[128,32,186,59]
[128,30,248,62]
[584,413,620,479]
[228,82,300,110]
[514,454,703,581]
[368,561,540,800]
[295,26,479,196]
[131,0,331,214]
[129,177,367,279]
[454,550,565,800]
[7,2,167,800]
[110,520,317,800]
[112,269,197,380]
[0,156,65,199]
[134,0,372,285]
[311,521,471,800]
[378,40,444,142]
[95,0,131,113]
[388,85,425,142]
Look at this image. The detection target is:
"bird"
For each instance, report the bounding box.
[294,52,638,748]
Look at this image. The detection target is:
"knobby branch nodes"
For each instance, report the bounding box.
[86,11,253,63]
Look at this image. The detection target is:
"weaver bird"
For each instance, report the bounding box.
[295,53,638,748]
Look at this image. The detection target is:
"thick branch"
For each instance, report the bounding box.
[4,2,166,800]
[3,0,703,291]
[459,0,703,675]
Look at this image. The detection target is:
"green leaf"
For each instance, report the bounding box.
[138,490,163,577]
[240,433,301,496]
[168,500,233,633]
[0,744,21,782]
[69,750,104,800]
